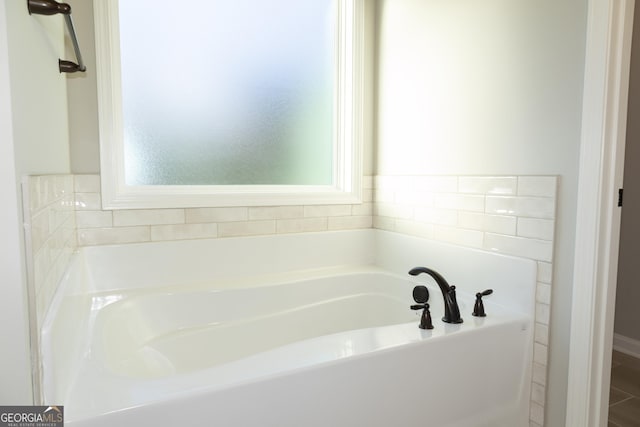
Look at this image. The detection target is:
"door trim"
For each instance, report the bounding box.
[566,0,634,425]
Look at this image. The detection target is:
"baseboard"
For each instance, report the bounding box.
[613,333,640,359]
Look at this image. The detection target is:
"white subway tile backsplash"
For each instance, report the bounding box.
[114,209,185,227]
[535,323,549,346]
[537,262,553,284]
[531,382,546,407]
[395,190,434,207]
[277,217,327,234]
[30,211,50,253]
[395,220,434,239]
[248,206,304,221]
[413,176,457,192]
[486,196,555,219]
[536,283,552,305]
[45,227,63,258]
[36,243,73,331]
[435,194,485,212]
[53,201,72,222]
[35,277,52,330]
[371,168,558,382]
[535,303,551,325]
[77,226,150,246]
[71,183,373,245]
[218,220,276,238]
[433,194,459,210]
[485,196,516,216]
[328,215,373,231]
[373,215,396,232]
[374,175,413,191]
[458,176,517,195]
[185,207,248,223]
[352,203,373,216]
[28,177,42,213]
[362,189,374,203]
[484,214,517,235]
[75,211,113,228]
[458,195,486,212]
[414,207,457,226]
[534,343,548,366]
[23,175,78,344]
[518,218,555,241]
[53,176,69,199]
[39,176,56,206]
[530,400,545,425]
[304,204,352,218]
[457,212,484,231]
[33,250,48,291]
[375,203,414,220]
[516,197,556,219]
[151,223,218,241]
[48,205,71,234]
[484,233,553,262]
[434,226,484,248]
[75,192,102,210]
[458,212,517,235]
[374,189,395,203]
[533,363,547,386]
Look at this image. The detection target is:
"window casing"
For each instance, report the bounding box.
[94,0,364,209]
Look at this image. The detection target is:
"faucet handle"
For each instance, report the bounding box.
[472,289,493,317]
[412,285,429,303]
[410,302,434,329]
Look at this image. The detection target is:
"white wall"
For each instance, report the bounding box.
[1,0,71,403]
[0,3,32,405]
[66,0,100,174]
[5,1,70,174]
[376,1,587,426]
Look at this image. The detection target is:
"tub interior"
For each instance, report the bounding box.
[96,272,415,378]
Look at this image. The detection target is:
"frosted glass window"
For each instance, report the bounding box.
[118,0,336,186]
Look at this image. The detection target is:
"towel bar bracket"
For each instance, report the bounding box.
[27,0,70,15]
[27,0,86,73]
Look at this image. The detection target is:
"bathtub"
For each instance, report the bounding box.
[42,230,536,427]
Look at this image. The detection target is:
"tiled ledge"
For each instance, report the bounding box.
[22,174,77,403]
[23,175,76,331]
[74,175,374,246]
[373,175,556,249]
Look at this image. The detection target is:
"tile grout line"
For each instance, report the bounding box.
[610,385,635,398]
[609,350,640,425]
[609,395,635,409]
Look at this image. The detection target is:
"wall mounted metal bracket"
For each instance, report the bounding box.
[27,0,86,73]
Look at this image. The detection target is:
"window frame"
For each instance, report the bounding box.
[94,0,364,209]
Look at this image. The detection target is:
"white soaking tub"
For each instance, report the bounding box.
[42,230,537,427]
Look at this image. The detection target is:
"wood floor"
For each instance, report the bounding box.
[609,350,640,426]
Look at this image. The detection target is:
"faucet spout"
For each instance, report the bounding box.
[408,267,463,324]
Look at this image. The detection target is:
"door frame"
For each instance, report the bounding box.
[566,0,634,425]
